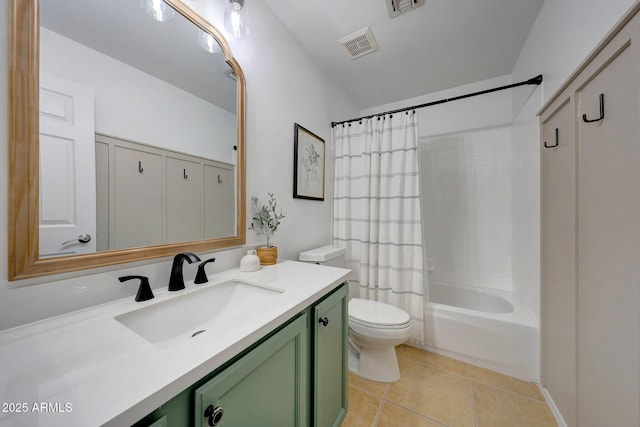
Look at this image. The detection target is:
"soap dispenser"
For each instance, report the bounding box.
[240,250,260,272]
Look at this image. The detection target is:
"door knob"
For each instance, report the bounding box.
[319,317,329,327]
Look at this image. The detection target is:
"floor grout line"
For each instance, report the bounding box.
[469,379,546,402]
[396,353,471,380]
[383,400,450,426]
[370,394,385,427]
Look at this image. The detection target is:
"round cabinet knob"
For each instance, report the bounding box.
[204,405,224,426]
[319,317,329,327]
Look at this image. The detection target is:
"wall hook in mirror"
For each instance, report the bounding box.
[218,174,223,184]
[184,169,188,179]
[544,128,559,148]
[138,161,144,173]
[582,93,605,123]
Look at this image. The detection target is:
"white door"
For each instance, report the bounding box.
[39,74,96,257]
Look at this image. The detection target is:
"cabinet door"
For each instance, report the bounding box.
[313,284,348,427]
[576,31,640,427]
[539,97,577,427]
[166,157,203,243]
[112,146,163,249]
[194,314,308,427]
[204,164,235,239]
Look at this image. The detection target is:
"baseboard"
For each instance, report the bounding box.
[539,384,568,427]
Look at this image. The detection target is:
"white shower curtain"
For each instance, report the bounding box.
[332,112,425,343]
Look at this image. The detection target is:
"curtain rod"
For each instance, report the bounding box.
[331,74,543,128]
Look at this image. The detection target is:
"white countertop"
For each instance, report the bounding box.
[0,261,350,427]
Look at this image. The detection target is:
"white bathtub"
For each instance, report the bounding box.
[422,281,539,381]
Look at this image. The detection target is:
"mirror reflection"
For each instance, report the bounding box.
[38,0,238,258]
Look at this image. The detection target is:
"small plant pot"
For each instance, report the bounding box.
[256,246,278,265]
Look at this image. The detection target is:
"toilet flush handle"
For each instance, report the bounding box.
[319,317,329,327]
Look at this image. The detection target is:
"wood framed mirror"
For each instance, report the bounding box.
[8,0,246,280]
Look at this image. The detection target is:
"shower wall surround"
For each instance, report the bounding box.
[419,126,513,293]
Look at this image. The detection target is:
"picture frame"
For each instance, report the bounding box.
[293,123,325,201]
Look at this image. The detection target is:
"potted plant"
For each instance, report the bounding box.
[250,193,285,265]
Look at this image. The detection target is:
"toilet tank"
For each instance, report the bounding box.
[299,245,345,267]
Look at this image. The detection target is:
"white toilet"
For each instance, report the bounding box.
[299,245,412,383]
[348,298,411,382]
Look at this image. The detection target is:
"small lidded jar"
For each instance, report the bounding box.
[240,249,261,272]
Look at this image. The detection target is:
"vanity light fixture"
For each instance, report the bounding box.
[140,0,175,22]
[198,29,221,53]
[225,0,250,38]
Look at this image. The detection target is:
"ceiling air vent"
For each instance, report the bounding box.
[386,0,425,18]
[337,27,379,60]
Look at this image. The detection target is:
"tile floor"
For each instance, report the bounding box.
[343,345,557,427]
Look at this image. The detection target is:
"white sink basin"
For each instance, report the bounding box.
[115,280,282,346]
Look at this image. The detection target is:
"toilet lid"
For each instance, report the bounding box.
[348,298,411,327]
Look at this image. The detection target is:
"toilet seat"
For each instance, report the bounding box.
[348,298,411,330]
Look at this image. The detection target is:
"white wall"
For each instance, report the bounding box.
[41,27,236,163]
[360,74,514,138]
[512,0,636,114]
[0,0,358,330]
[509,0,636,311]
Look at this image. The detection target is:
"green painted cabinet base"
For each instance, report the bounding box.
[313,284,348,427]
[194,315,308,427]
[133,283,348,427]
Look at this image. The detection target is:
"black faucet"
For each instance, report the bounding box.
[168,252,201,291]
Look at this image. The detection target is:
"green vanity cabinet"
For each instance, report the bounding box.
[194,314,309,427]
[312,283,348,427]
[132,282,348,427]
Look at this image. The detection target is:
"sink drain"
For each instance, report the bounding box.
[191,329,206,338]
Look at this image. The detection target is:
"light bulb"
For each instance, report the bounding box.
[198,30,220,53]
[225,0,249,38]
[141,0,175,22]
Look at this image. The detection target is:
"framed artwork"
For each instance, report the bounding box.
[293,123,325,200]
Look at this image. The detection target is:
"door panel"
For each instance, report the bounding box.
[540,97,577,427]
[112,146,163,249]
[39,74,96,257]
[314,284,348,427]
[166,157,202,243]
[576,38,640,427]
[194,315,308,427]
